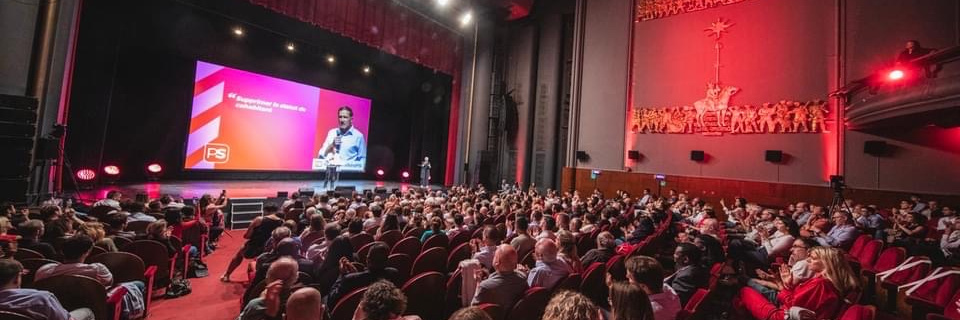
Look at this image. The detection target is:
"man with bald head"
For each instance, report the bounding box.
[527,238,573,289]
[471,244,529,319]
[284,287,324,320]
[239,257,301,320]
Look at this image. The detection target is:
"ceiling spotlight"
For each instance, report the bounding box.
[436,0,451,7]
[459,11,473,27]
[232,27,244,36]
[362,66,371,74]
[326,55,336,63]
[286,43,296,52]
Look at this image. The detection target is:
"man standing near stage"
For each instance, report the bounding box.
[319,106,366,188]
[419,156,431,188]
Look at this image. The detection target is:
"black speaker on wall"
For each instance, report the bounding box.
[690,150,705,162]
[575,151,590,162]
[765,150,783,163]
[627,150,641,160]
[864,140,888,156]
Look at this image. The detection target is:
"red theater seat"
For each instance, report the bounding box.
[580,262,607,308]
[906,267,960,320]
[330,287,366,320]
[403,227,425,240]
[840,304,876,320]
[678,288,709,320]
[423,234,449,251]
[377,230,403,248]
[402,271,445,320]
[87,252,158,313]
[926,290,960,320]
[350,233,375,252]
[444,270,463,318]
[411,247,448,276]
[879,256,932,313]
[852,239,883,273]
[477,303,504,320]
[554,273,581,292]
[447,243,472,272]
[356,241,380,264]
[391,236,423,258]
[506,287,551,320]
[449,230,472,250]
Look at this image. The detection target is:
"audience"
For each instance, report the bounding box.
[471,244,528,319]
[283,287,324,320]
[665,243,709,306]
[581,231,616,267]
[16,220,57,258]
[238,257,301,320]
[625,255,681,320]
[0,258,94,320]
[607,281,654,320]
[543,290,599,320]
[325,242,398,310]
[355,280,420,320]
[526,238,572,289]
[471,225,503,271]
[222,203,284,282]
[35,235,113,286]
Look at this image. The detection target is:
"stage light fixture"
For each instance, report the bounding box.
[104,165,120,176]
[436,0,451,7]
[326,55,336,63]
[146,163,163,181]
[286,43,296,52]
[232,27,244,36]
[888,69,905,81]
[401,171,410,180]
[76,169,96,181]
[459,11,473,26]
[376,168,385,178]
[362,65,371,74]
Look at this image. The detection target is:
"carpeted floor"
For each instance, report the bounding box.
[147,229,248,320]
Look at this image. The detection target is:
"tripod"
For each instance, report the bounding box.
[828,175,853,216]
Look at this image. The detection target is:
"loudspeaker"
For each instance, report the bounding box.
[325,190,335,197]
[765,150,783,163]
[690,150,705,162]
[335,186,356,198]
[36,138,60,160]
[627,150,641,160]
[298,187,315,197]
[864,140,888,156]
[374,187,387,194]
[575,151,590,162]
[277,191,289,198]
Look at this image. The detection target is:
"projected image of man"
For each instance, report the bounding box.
[319,106,366,171]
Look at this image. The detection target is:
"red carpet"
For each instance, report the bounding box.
[148,229,248,320]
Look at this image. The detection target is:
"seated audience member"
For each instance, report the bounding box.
[124,201,156,223]
[581,231,616,267]
[937,206,957,231]
[305,223,340,262]
[665,243,709,306]
[38,206,68,243]
[312,236,356,295]
[510,216,537,259]
[354,280,421,320]
[625,215,655,244]
[222,203,284,282]
[543,290,600,320]
[0,259,94,320]
[141,220,179,258]
[692,232,725,267]
[536,216,558,241]
[608,281,655,320]
[284,287,324,320]
[299,214,326,253]
[941,218,960,263]
[738,246,859,320]
[325,242,398,310]
[472,225,504,271]
[555,230,583,272]
[812,212,859,249]
[247,237,313,301]
[449,306,493,320]
[891,212,928,247]
[471,244,529,319]
[160,195,185,209]
[854,206,884,233]
[94,190,123,210]
[745,238,818,303]
[16,220,58,258]
[104,212,136,240]
[625,255,681,320]
[729,216,799,269]
[77,221,118,252]
[419,216,446,243]
[363,204,383,231]
[239,257,301,320]
[35,235,113,286]
[447,214,469,238]
[527,239,573,289]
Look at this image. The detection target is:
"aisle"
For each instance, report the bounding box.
[148,229,248,320]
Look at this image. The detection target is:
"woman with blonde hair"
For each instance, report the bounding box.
[78,222,118,252]
[738,246,859,319]
[543,291,600,320]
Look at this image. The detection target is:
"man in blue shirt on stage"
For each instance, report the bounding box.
[319,106,366,182]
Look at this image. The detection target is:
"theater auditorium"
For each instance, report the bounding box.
[1,0,959,319]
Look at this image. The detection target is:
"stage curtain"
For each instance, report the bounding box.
[248,0,462,75]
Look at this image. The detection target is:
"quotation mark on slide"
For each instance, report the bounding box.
[204,143,230,163]
[228,92,236,99]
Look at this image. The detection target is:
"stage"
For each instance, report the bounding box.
[75,179,441,202]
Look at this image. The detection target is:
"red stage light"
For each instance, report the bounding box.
[888,69,905,81]
[376,169,385,176]
[401,171,410,179]
[147,163,163,173]
[104,165,120,175]
[76,169,96,181]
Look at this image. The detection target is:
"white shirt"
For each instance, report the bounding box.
[761,231,795,257]
[318,126,365,171]
[938,216,957,231]
[648,284,682,320]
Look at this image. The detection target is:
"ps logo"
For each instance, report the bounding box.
[204,143,230,163]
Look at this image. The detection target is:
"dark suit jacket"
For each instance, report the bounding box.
[324,267,400,310]
[666,264,709,306]
[18,238,57,259]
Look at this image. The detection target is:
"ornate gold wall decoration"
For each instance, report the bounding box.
[636,0,748,22]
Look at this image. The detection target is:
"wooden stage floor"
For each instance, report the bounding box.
[75,179,438,201]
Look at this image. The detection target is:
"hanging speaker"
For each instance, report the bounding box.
[690,150,705,162]
[864,140,888,156]
[765,150,783,163]
[575,151,590,162]
[627,150,641,160]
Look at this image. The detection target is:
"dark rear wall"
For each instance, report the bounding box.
[66,0,452,183]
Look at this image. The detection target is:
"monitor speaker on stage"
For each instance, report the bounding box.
[627,150,641,160]
[277,191,289,198]
[326,190,335,197]
[374,187,387,194]
[690,150,705,162]
[765,150,783,163]
[575,151,590,162]
[391,188,400,194]
[334,186,356,198]
[298,187,315,197]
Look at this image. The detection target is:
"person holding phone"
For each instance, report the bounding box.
[199,190,229,249]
